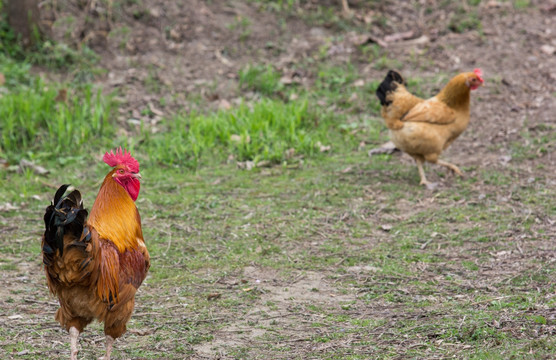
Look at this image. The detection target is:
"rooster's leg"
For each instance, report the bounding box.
[341,0,350,13]
[437,160,463,177]
[69,327,79,360]
[98,335,115,360]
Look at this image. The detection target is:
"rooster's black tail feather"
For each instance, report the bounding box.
[42,185,88,265]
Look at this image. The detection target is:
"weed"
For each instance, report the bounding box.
[0,56,114,161]
[239,64,283,96]
[513,0,530,9]
[228,16,252,42]
[144,98,336,168]
[449,8,482,33]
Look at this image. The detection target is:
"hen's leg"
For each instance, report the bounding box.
[437,160,463,176]
[69,327,79,360]
[414,157,430,186]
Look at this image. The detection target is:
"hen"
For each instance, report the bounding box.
[42,148,150,360]
[376,69,483,186]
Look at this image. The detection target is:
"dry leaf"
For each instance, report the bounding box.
[384,31,415,43]
[19,159,50,175]
[169,27,181,41]
[128,328,156,336]
[237,161,255,170]
[0,73,5,86]
[499,155,512,166]
[148,103,164,116]
[368,141,398,156]
[284,148,295,159]
[218,99,231,110]
[230,134,250,144]
[215,49,233,67]
[380,224,392,232]
[256,160,271,168]
[207,293,222,300]
[352,34,387,48]
[55,89,67,103]
[540,45,555,55]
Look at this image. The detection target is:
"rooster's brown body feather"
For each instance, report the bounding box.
[42,149,149,359]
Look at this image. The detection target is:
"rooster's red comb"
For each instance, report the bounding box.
[103,147,139,173]
[474,68,483,83]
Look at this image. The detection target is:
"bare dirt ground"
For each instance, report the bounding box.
[2,0,556,359]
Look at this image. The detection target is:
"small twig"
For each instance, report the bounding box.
[133,312,161,317]
[470,295,511,306]
[457,315,467,330]
[420,238,433,250]
[263,313,298,321]
[334,257,347,266]
[163,234,172,255]
[23,298,59,306]
[38,179,60,189]
[278,337,311,343]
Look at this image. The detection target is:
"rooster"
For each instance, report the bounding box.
[375,69,483,186]
[42,148,150,360]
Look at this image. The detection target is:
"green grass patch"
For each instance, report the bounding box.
[0,56,114,161]
[239,64,283,96]
[142,98,342,168]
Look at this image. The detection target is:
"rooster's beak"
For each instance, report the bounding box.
[133,173,142,181]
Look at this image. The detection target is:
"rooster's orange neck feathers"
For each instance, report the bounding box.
[88,169,143,253]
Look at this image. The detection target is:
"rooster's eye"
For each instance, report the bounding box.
[119,169,124,174]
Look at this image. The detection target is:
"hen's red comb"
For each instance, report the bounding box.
[103,147,139,173]
[474,68,483,82]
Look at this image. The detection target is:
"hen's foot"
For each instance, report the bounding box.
[419,179,439,190]
[437,160,463,177]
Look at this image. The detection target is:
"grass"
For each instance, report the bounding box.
[143,98,337,168]
[239,64,283,96]
[0,58,380,168]
[2,144,554,358]
[0,67,114,161]
[0,13,109,162]
[1,1,555,359]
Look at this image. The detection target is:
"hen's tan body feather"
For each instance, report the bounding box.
[377,71,482,185]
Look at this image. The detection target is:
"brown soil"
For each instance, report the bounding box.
[3,0,556,359]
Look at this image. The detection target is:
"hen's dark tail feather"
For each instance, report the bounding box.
[376,70,405,106]
[43,184,89,266]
